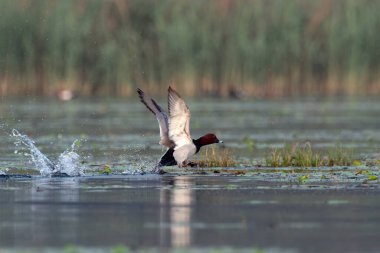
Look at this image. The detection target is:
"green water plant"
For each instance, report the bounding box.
[101,165,112,175]
[196,146,236,167]
[356,170,379,181]
[266,142,354,167]
[367,175,378,181]
[352,160,362,166]
[326,144,353,166]
[298,175,309,184]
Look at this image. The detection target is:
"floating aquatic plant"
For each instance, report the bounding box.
[298,175,309,184]
[352,160,362,166]
[367,175,378,181]
[355,170,379,181]
[101,165,112,175]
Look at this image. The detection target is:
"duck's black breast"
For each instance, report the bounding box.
[159,140,201,166]
[158,148,177,166]
[193,139,201,153]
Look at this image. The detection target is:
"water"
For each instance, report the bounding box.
[11,129,85,176]
[54,140,85,176]
[1,98,380,173]
[1,98,380,252]
[1,176,380,253]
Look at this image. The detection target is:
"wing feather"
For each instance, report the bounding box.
[137,88,172,148]
[167,86,192,149]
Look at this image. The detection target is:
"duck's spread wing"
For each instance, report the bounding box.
[137,88,172,148]
[167,86,192,148]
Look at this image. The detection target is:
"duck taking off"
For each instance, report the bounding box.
[137,86,223,173]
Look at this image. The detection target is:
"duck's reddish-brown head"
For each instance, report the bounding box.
[197,133,223,146]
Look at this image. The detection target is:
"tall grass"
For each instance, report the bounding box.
[266,142,354,167]
[196,146,236,167]
[1,0,380,97]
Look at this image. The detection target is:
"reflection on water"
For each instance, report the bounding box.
[2,176,380,253]
[170,177,193,247]
[2,178,81,246]
[30,179,81,244]
[159,177,194,248]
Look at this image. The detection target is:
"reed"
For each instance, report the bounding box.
[1,0,380,97]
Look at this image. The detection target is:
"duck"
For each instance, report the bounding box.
[137,86,223,173]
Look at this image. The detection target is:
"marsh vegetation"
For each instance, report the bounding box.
[196,146,236,168]
[1,0,380,97]
[265,142,354,167]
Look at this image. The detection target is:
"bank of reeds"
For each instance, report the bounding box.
[1,0,380,97]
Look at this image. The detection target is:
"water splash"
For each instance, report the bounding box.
[56,139,85,176]
[12,129,56,176]
[122,154,157,175]
[11,129,85,176]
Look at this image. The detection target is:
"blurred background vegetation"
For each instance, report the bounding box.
[0,0,379,98]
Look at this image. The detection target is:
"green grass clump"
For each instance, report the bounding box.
[266,143,353,167]
[196,146,236,167]
[326,145,354,166]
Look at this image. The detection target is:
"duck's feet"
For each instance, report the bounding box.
[178,161,188,168]
[153,165,166,174]
[51,172,71,177]
[178,161,199,168]
[188,161,199,168]
[157,169,167,175]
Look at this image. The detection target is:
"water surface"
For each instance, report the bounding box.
[1,98,380,252]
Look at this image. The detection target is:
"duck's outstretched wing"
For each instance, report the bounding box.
[167,86,192,148]
[137,88,173,148]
